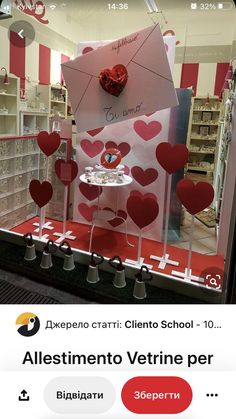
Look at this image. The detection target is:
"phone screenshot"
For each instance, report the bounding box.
[0,0,236,417]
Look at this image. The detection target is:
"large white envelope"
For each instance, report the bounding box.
[62,24,178,133]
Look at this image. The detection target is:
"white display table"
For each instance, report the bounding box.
[80,173,133,251]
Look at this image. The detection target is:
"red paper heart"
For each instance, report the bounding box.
[131,167,158,186]
[82,47,94,54]
[37,131,61,157]
[55,159,78,186]
[104,207,127,227]
[134,120,162,141]
[87,127,104,137]
[29,180,53,208]
[105,141,131,157]
[127,193,159,229]
[130,190,157,201]
[156,143,189,174]
[99,64,128,97]
[176,180,214,215]
[80,140,104,158]
[78,203,97,222]
[79,182,102,201]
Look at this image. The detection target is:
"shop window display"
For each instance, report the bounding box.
[0,0,236,304]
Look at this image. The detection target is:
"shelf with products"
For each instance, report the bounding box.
[0,136,43,229]
[186,95,222,177]
[50,85,68,119]
[20,111,49,136]
[0,75,19,137]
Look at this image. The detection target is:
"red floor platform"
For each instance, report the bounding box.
[11,217,224,279]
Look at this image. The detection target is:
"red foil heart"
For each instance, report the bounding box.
[37,131,61,157]
[156,143,189,174]
[176,180,214,215]
[55,159,78,186]
[29,180,53,208]
[99,64,128,97]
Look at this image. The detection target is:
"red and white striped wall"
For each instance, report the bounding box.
[0,25,229,96]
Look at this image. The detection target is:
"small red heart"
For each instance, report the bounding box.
[99,64,128,97]
[134,120,162,141]
[80,139,104,158]
[176,180,214,215]
[29,180,53,208]
[55,159,78,186]
[156,143,189,174]
[37,131,61,157]
[127,192,159,229]
[82,47,94,54]
[87,127,104,137]
[131,167,158,186]
[105,141,131,158]
[79,182,102,201]
[104,207,127,227]
[78,203,97,222]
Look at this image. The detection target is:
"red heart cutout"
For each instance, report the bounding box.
[156,143,189,174]
[134,120,162,141]
[127,193,159,229]
[99,64,128,97]
[105,141,131,158]
[80,140,104,158]
[87,127,104,137]
[130,190,157,201]
[78,203,97,222]
[131,166,158,186]
[55,159,78,186]
[37,131,61,157]
[176,180,214,215]
[79,182,102,201]
[82,47,94,54]
[29,180,53,208]
[104,207,127,227]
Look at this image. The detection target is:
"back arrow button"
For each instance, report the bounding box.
[18,29,24,39]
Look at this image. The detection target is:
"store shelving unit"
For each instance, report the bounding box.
[50,85,68,119]
[0,137,41,229]
[0,75,19,138]
[20,111,49,136]
[186,95,222,176]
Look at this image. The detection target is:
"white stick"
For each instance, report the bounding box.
[163,173,172,257]
[137,229,142,265]
[39,207,43,239]
[41,157,49,227]
[63,186,68,235]
[187,215,195,277]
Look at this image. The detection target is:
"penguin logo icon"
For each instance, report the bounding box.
[16,313,40,337]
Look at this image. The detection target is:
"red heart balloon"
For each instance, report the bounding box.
[99,64,128,97]
[127,193,159,229]
[79,182,102,201]
[55,159,78,186]
[131,166,158,186]
[176,180,214,215]
[29,180,53,208]
[156,143,189,174]
[105,141,131,157]
[37,131,61,157]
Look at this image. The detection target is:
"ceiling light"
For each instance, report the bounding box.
[144,0,159,13]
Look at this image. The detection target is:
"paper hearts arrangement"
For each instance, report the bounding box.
[156,143,189,174]
[37,131,61,157]
[55,159,78,186]
[99,64,128,97]
[29,180,53,208]
[127,191,159,229]
[176,180,214,215]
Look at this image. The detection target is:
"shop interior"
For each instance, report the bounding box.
[0,0,236,304]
